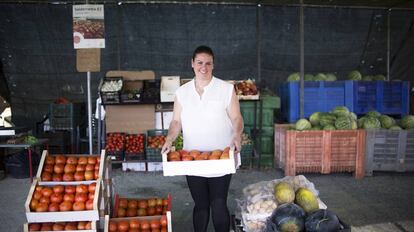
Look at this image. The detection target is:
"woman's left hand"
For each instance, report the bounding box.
[231,134,242,154]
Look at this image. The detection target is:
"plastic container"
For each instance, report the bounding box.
[99,77,123,105]
[240,107,274,127]
[240,144,253,167]
[365,129,414,176]
[352,81,409,117]
[280,81,354,122]
[274,124,365,178]
[146,130,167,162]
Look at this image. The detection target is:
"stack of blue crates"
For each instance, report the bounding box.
[280,80,410,123]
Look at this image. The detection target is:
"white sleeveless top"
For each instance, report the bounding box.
[175,77,234,177]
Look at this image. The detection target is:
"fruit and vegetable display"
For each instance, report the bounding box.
[166,147,231,161]
[147,134,166,149]
[293,105,414,131]
[172,134,183,150]
[238,175,323,232]
[106,133,125,153]
[108,215,168,232]
[29,183,97,213]
[40,155,101,181]
[28,221,94,231]
[125,134,145,154]
[286,70,387,81]
[235,79,258,96]
[115,197,170,217]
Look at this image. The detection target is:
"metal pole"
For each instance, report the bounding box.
[87,71,93,154]
[387,9,391,81]
[299,0,305,118]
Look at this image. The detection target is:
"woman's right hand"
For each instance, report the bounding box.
[161,140,173,154]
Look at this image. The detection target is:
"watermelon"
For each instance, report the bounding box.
[325,73,337,81]
[389,125,402,130]
[363,117,381,129]
[362,75,373,81]
[373,74,386,81]
[296,119,312,131]
[266,203,305,232]
[349,112,357,121]
[366,110,381,118]
[400,115,414,129]
[309,112,322,126]
[379,115,396,129]
[351,120,358,130]
[320,113,336,127]
[305,209,340,232]
[311,125,322,130]
[287,72,300,81]
[314,73,326,81]
[331,106,350,117]
[347,70,362,80]
[323,125,336,130]
[357,117,366,128]
[305,74,314,81]
[335,116,353,130]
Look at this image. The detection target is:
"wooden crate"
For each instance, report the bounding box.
[162,149,237,176]
[25,179,102,223]
[112,194,172,218]
[36,150,106,184]
[24,221,98,231]
[104,212,172,232]
[274,124,365,179]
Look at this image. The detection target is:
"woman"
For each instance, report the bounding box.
[161,45,243,232]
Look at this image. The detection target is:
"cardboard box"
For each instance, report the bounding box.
[161,76,180,102]
[147,162,163,171]
[105,104,155,134]
[104,212,172,232]
[106,70,155,81]
[162,149,237,176]
[122,162,146,172]
[24,221,98,232]
[155,111,173,130]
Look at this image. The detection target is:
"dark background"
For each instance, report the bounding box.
[0,2,413,129]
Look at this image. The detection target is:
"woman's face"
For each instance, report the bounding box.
[192,53,214,80]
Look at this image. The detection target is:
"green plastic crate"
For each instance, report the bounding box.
[253,155,274,168]
[260,126,274,137]
[146,129,167,161]
[261,95,280,109]
[240,107,274,127]
[240,144,253,167]
[255,136,274,154]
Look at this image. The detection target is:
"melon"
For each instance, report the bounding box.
[363,117,381,129]
[362,75,373,81]
[366,110,381,118]
[295,188,319,214]
[335,116,352,130]
[314,73,326,81]
[274,182,295,204]
[331,106,350,117]
[309,112,322,126]
[325,73,337,81]
[379,115,396,129]
[323,125,336,130]
[305,74,314,81]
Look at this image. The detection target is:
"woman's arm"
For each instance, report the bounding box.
[227,89,244,153]
[161,96,182,154]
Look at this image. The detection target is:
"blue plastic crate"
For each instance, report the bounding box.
[353,81,409,117]
[280,81,354,122]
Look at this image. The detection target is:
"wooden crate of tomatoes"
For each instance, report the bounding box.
[146,130,167,162]
[105,133,125,161]
[112,194,172,218]
[25,179,102,222]
[25,221,98,231]
[36,150,105,183]
[124,133,146,161]
[105,213,172,232]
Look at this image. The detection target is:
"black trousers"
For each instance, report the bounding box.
[186,174,232,232]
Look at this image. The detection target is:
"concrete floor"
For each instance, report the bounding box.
[1,167,414,231]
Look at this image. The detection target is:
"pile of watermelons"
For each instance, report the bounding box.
[293,106,414,131]
[286,70,386,82]
[265,181,342,232]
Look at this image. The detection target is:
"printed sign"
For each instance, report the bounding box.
[73,5,105,49]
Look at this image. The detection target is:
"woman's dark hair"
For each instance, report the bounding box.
[192,45,214,60]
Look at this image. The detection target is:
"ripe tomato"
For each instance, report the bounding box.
[66,156,78,165]
[59,201,73,211]
[52,185,64,194]
[118,220,129,231]
[55,155,67,164]
[76,184,88,194]
[73,201,86,211]
[65,185,76,194]
[48,203,60,212]
[109,221,118,232]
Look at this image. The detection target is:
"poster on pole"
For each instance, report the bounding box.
[73,4,105,49]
